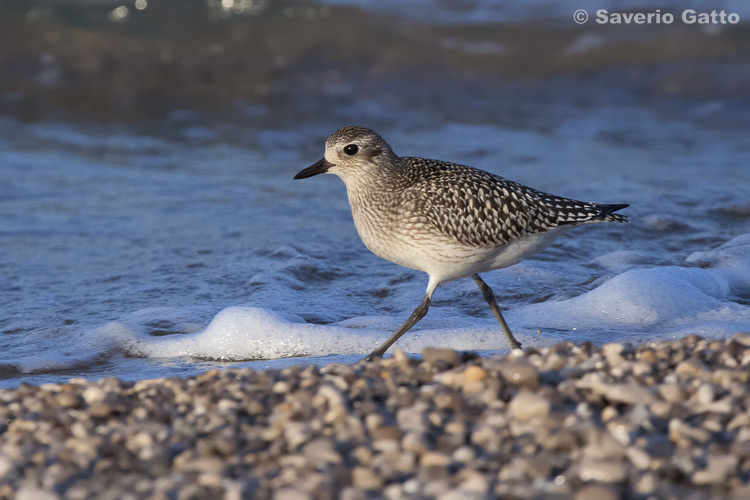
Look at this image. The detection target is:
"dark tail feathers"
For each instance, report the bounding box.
[597,203,629,223]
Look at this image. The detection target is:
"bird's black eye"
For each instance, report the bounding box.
[343,144,359,156]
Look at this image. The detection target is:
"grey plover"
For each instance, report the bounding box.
[295,126,628,360]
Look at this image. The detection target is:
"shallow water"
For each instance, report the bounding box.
[2,103,749,388]
[2,0,750,388]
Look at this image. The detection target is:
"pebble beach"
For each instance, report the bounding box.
[2,1,750,499]
[2,334,750,500]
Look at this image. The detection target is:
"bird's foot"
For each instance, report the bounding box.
[364,349,384,362]
[504,331,523,351]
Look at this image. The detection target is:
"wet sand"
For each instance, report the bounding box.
[1,333,749,499]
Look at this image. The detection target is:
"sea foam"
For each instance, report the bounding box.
[99,233,750,360]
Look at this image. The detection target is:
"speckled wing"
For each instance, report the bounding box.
[400,157,628,248]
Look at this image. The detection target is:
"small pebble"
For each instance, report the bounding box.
[574,484,619,500]
[273,488,311,500]
[462,366,487,394]
[692,454,738,485]
[81,386,106,405]
[601,383,655,405]
[658,384,685,402]
[731,331,750,347]
[419,451,451,469]
[498,359,539,390]
[16,489,60,500]
[508,390,550,422]
[694,383,715,404]
[577,458,627,482]
[602,343,625,366]
[675,359,707,377]
[422,348,460,367]
[352,467,383,490]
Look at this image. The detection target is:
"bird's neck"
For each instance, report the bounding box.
[340,156,401,196]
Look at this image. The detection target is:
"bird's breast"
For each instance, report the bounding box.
[346,188,488,276]
[348,191,417,266]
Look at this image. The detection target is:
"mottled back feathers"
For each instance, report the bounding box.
[395,157,628,248]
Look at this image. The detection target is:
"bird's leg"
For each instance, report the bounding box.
[365,280,437,361]
[471,274,522,350]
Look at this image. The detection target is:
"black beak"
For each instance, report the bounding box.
[294,158,332,179]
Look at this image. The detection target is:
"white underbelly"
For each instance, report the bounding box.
[355,216,572,284]
[479,226,571,272]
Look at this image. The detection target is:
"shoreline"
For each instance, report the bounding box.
[1,333,749,499]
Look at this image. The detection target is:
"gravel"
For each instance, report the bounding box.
[1,333,750,499]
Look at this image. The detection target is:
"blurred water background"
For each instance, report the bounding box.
[1,0,750,388]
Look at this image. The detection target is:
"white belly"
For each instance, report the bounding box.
[353,207,571,284]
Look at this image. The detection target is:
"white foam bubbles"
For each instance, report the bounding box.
[513,232,750,341]
[107,306,376,360]
[101,233,750,362]
[516,266,732,328]
[101,305,519,360]
[687,232,750,293]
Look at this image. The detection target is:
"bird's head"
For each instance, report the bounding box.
[294,126,398,186]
